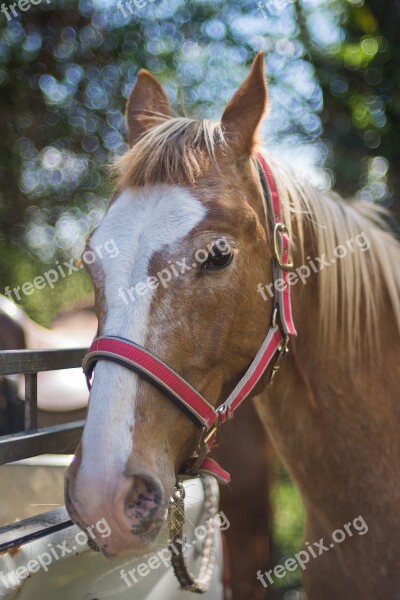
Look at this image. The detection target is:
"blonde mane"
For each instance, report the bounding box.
[114,115,400,354]
[114,115,225,188]
[266,153,400,354]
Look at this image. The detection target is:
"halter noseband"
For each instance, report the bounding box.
[82,153,296,484]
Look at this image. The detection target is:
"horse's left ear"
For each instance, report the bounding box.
[221,52,267,156]
[125,70,172,145]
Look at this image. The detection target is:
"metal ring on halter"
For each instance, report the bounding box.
[273,222,294,270]
[168,475,219,594]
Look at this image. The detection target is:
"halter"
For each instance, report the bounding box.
[82,153,296,484]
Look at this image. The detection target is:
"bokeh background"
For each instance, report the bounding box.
[0,1,398,597]
[1,0,399,324]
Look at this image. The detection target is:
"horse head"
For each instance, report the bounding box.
[65,53,275,557]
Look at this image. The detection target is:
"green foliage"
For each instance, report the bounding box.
[0,241,93,324]
[302,0,399,216]
[270,461,305,592]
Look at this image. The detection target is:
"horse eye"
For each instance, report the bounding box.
[203,245,234,271]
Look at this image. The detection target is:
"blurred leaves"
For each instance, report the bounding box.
[302,0,399,212]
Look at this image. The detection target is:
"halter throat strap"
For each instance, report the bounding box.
[82,153,296,484]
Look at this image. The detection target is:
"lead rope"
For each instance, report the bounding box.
[168,475,220,593]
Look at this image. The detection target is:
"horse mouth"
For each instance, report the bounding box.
[67,510,165,557]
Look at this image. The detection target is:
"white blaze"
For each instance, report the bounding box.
[76,184,206,502]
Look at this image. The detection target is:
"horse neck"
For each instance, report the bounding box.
[256,197,400,528]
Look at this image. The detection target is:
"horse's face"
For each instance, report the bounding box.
[66,53,272,557]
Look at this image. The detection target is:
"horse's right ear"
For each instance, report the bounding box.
[125,70,172,146]
[221,52,267,156]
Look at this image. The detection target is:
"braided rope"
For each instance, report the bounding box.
[168,476,220,593]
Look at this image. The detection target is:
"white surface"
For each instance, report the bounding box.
[0,478,223,600]
[10,455,74,468]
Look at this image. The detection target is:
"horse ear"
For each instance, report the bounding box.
[221,52,267,156]
[125,70,172,145]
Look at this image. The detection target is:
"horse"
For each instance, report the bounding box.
[65,51,400,599]
[0,293,272,599]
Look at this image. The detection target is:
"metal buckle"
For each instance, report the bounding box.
[199,406,225,449]
[271,306,279,328]
[273,223,294,270]
[203,422,219,446]
[267,335,290,386]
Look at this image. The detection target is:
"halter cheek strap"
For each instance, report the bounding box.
[82,153,296,485]
[257,153,296,337]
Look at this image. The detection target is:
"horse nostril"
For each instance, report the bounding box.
[124,474,164,534]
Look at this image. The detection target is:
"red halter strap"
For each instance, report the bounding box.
[83,336,217,429]
[82,154,296,485]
